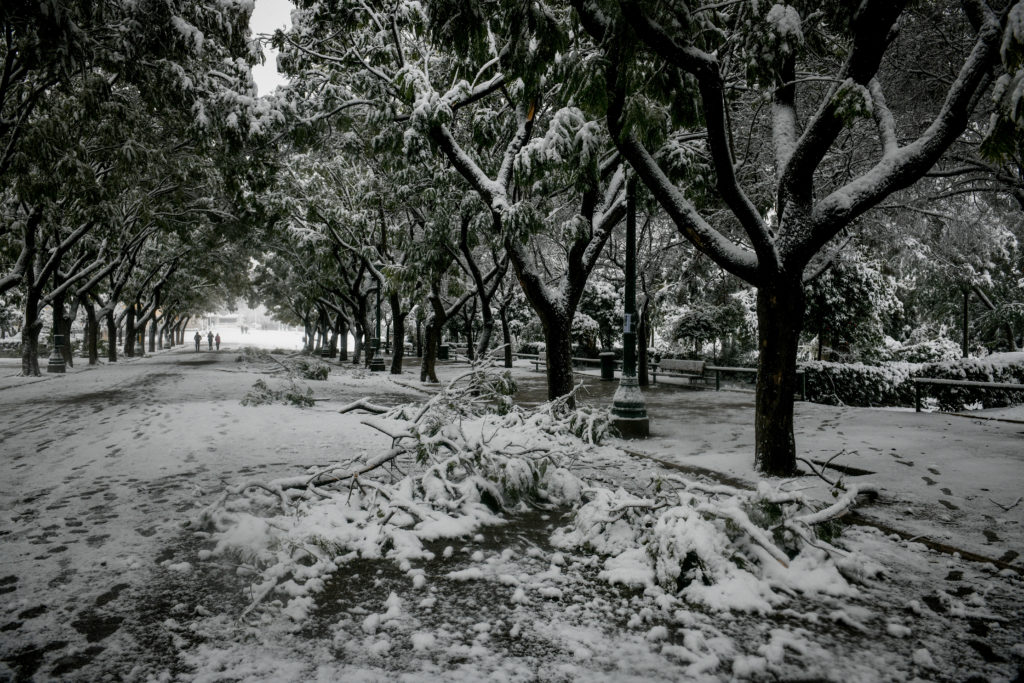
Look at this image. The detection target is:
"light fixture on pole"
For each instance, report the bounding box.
[610,176,649,438]
[370,285,386,372]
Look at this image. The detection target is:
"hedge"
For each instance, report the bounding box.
[801,357,1024,411]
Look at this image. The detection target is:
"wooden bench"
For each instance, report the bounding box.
[651,359,708,385]
[532,350,546,372]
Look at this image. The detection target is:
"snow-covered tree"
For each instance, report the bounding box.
[575,0,1018,474]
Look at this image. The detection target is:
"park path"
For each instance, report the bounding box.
[0,348,1021,680]
[0,346,414,679]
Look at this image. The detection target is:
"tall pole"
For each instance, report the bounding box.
[370,284,386,371]
[962,288,969,358]
[611,176,649,437]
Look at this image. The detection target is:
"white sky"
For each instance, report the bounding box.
[250,0,294,95]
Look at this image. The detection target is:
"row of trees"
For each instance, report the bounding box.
[1,0,276,372]
[255,0,1023,475]
[4,0,1023,479]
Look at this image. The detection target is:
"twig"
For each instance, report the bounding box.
[338,398,391,414]
[989,496,1021,512]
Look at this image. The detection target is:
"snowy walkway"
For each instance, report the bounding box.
[1,346,1022,681]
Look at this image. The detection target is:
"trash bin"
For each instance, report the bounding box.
[438,344,449,360]
[599,352,616,381]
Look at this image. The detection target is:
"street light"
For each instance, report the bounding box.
[369,285,386,372]
[611,177,649,438]
[47,332,66,373]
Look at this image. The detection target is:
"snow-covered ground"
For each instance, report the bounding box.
[0,342,1021,681]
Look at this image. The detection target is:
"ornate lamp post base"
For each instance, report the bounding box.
[369,338,386,372]
[611,375,648,438]
[47,333,66,374]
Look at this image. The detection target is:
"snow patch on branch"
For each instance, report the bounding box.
[766,5,803,47]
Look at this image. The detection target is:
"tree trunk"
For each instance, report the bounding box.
[753,277,804,477]
[499,305,513,369]
[416,318,422,357]
[148,316,157,353]
[361,313,373,368]
[338,316,349,361]
[420,314,441,382]
[328,316,339,358]
[352,321,364,365]
[136,318,146,357]
[20,287,42,377]
[106,311,118,362]
[303,317,314,354]
[389,291,405,374]
[124,306,136,358]
[56,293,75,368]
[541,316,575,403]
[84,300,99,365]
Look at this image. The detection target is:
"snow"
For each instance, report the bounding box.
[0,347,1021,680]
[766,5,803,44]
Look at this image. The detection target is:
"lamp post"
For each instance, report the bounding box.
[47,332,66,373]
[369,285,386,372]
[611,177,649,437]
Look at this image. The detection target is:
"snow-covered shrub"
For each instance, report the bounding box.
[919,356,1024,410]
[801,361,917,406]
[195,368,594,620]
[802,356,1024,409]
[241,378,315,408]
[289,357,330,380]
[883,337,961,363]
[518,341,545,355]
[552,479,881,613]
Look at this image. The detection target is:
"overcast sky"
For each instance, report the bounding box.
[250,0,294,95]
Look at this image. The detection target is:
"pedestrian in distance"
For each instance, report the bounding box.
[194,331,201,352]
[215,333,221,351]
[207,331,214,350]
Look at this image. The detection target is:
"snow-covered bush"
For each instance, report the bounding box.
[802,356,1024,409]
[552,478,881,613]
[241,378,316,407]
[198,367,595,619]
[518,341,545,355]
[878,336,961,363]
[802,361,918,407]
[289,357,330,380]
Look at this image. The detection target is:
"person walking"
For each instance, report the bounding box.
[207,331,214,350]
[215,333,221,351]
[194,331,202,352]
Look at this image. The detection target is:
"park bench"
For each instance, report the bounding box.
[532,350,546,371]
[651,359,708,386]
[912,377,1024,412]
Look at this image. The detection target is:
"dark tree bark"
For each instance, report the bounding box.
[83,299,99,365]
[105,311,118,362]
[420,312,441,382]
[352,319,364,365]
[136,317,147,357]
[498,299,513,369]
[389,291,406,374]
[303,316,314,354]
[124,305,136,357]
[754,277,805,475]
[338,315,349,361]
[20,286,43,376]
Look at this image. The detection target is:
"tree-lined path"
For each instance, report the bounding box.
[1,347,1021,679]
